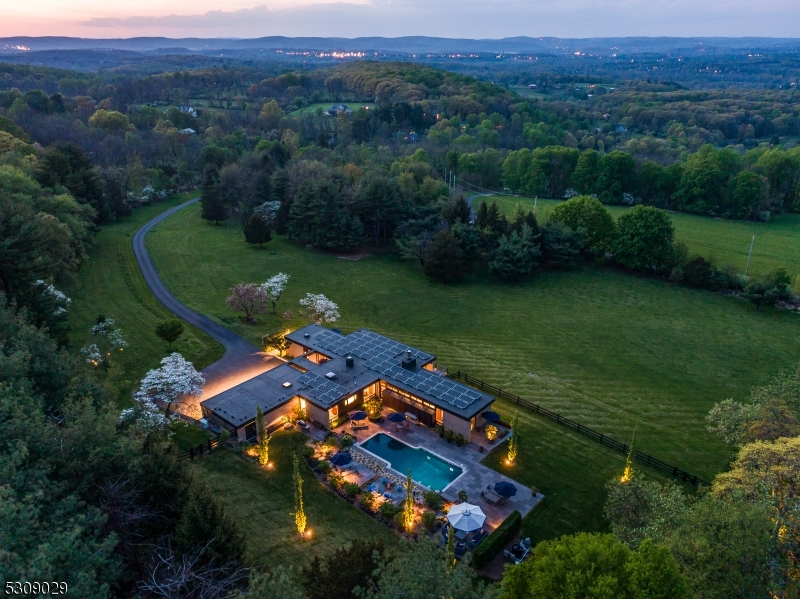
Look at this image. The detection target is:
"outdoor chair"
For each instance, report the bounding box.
[468,529,488,549]
[454,541,466,557]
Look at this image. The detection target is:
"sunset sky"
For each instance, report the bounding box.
[2,0,798,39]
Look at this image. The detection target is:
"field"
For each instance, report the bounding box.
[188,432,400,568]
[144,202,800,541]
[289,102,376,116]
[62,193,224,402]
[481,194,800,280]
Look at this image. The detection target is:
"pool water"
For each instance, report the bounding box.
[359,433,463,491]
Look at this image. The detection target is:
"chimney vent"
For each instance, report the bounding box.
[346,356,354,367]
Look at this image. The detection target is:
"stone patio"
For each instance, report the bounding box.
[327,410,543,530]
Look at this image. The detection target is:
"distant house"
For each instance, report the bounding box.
[616,125,628,134]
[528,84,537,89]
[177,105,197,117]
[325,104,353,116]
[200,325,495,441]
[178,128,196,135]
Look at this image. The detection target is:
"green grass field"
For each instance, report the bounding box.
[189,432,400,569]
[62,193,224,402]
[145,202,800,541]
[289,102,375,116]
[481,194,800,280]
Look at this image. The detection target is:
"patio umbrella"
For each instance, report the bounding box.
[349,410,368,421]
[446,503,486,532]
[482,411,501,422]
[330,452,352,466]
[387,412,406,423]
[494,481,518,498]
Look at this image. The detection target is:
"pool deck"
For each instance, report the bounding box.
[327,411,543,530]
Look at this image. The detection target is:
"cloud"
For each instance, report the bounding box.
[62,0,800,38]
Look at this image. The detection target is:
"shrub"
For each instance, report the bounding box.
[422,511,438,531]
[317,460,331,475]
[472,510,522,569]
[683,256,718,290]
[302,444,315,459]
[380,501,401,518]
[359,492,376,512]
[485,424,498,441]
[328,473,345,491]
[436,424,445,437]
[393,511,406,530]
[339,433,356,449]
[458,490,468,503]
[364,395,383,419]
[218,428,230,443]
[454,433,465,446]
[343,482,361,497]
[424,490,442,509]
[444,429,454,442]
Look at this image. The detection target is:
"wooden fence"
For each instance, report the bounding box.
[177,435,222,461]
[447,371,710,487]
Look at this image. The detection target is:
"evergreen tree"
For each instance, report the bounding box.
[243,213,272,248]
[423,230,466,283]
[175,479,246,565]
[443,195,472,225]
[293,452,306,535]
[201,188,228,224]
[474,200,490,229]
[488,225,541,281]
[255,406,270,466]
[540,222,587,267]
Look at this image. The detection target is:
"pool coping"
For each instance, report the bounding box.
[357,431,467,494]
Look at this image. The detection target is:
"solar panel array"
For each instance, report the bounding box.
[311,329,483,411]
[296,372,350,406]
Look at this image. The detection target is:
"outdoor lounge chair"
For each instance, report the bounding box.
[454,541,466,556]
[468,529,488,549]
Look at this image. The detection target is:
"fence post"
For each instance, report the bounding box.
[207,439,212,452]
[199,443,204,455]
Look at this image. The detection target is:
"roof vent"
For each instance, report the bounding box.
[325,372,337,380]
[304,333,310,338]
[346,356,354,367]
[282,382,292,388]
[401,353,416,370]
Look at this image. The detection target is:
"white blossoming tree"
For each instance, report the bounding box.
[34,279,72,316]
[261,272,290,314]
[299,293,340,324]
[81,316,128,368]
[135,352,205,418]
[119,394,170,435]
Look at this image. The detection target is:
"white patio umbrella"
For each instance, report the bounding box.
[446,503,486,532]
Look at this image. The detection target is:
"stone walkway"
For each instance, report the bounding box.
[132,198,281,418]
[333,412,543,530]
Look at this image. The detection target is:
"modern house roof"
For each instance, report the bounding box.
[202,324,494,427]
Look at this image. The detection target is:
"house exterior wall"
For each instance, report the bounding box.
[306,402,330,429]
[442,411,472,439]
[286,342,307,358]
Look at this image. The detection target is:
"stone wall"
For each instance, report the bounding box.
[350,444,427,503]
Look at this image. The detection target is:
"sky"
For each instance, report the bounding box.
[2,0,799,39]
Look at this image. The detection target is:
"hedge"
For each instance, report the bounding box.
[472,510,522,568]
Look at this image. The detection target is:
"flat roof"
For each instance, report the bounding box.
[202,325,495,427]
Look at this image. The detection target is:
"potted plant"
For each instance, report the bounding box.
[436,424,445,438]
[454,433,465,447]
[444,429,454,443]
[364,394,383,421]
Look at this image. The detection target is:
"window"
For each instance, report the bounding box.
[436,408,443,424]
[345,396,356,406]
[300,398,306,410]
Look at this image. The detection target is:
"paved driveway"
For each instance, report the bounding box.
[132,198,281,418]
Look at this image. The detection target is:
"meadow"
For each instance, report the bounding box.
[143,201,800,541]
[483,194,800,280]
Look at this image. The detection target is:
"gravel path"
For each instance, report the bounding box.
[132,198,281,417]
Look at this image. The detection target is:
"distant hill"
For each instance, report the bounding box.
[3,35,800,56]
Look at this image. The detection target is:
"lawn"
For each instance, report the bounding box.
[482,194,800,280]
[289,102,376,116]
[146,202,800,540]
[61,192,224,403]
[189,431,400,569]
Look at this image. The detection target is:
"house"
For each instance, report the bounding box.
[200,324,496,442]
[325,104,353,116]
[177,105,198,117]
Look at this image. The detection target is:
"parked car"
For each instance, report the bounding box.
[504,538,532,564]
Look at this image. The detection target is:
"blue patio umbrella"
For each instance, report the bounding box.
[330,452,352,466]
[494,481,518,498]
[482,411,502,422]
[349,410,368,421]
[387,412,406,423]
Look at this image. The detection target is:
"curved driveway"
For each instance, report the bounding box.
[132,198,281,417]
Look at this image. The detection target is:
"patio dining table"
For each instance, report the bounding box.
[484,489,505,505]
[454,528,469,540]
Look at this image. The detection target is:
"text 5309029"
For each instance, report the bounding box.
[5,582,67,595]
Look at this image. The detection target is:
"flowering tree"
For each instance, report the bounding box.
[34,279,71,316]
[261,272,290,314]
[299,293,340,324]
[120,393,170,435]
[136,352,205,417]
[226,283,268,322]
[81,316,128,368]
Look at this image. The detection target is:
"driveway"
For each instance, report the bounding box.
[132,198,282,418]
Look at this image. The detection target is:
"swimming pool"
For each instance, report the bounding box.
[359,433,463,491]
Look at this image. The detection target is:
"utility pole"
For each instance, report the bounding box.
[744,235,755,278]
